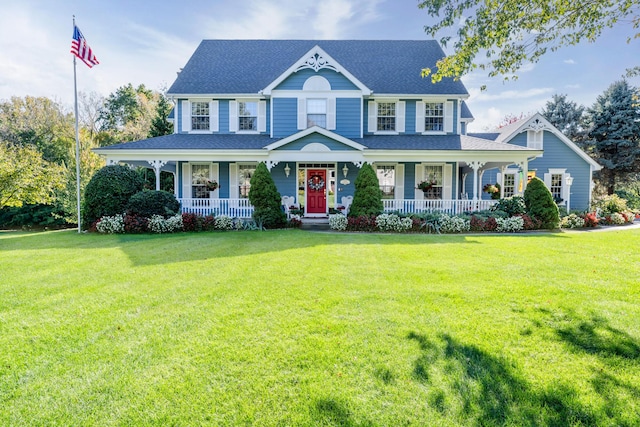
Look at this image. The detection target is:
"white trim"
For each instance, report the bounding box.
[261,45,372,95]
[264,126,366,151]
[302,75,331,91]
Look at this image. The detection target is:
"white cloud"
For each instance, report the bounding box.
[469,87,553,102]
[564,59,576,64]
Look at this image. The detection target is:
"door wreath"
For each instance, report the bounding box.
[307,175,325,191]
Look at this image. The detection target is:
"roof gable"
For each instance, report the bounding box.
[167,40,470,96]
[264,126,365,151]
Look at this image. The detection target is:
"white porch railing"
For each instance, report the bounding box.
[382,199,498,215]
[179,198,255,218]
[179,198,497,218]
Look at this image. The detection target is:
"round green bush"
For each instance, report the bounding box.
[126,190,180,219]
[83,165,145,228]
[524,177,560,229]
[492,196,526,217]
[248,162,287,229]
[349,163,383,217]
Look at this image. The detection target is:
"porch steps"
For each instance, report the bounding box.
[300,217,330,231]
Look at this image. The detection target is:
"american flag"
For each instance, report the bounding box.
[71,25,99,68]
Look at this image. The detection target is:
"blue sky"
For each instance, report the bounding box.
[0,0,637,131]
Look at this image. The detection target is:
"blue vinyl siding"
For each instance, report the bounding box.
[274,68,359,91]
[271,163,297,200]
[449,99,458,135]
[404,100,415,135]
[335,98,361,138]
[272,98,298,137]
[219,100,229,134]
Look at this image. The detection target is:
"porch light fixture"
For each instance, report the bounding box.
[284,163,291,177]
[342,164,349,177]
[565,176,573,186]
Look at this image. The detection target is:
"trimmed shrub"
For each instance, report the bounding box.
[492,196,526,217]
[514,214,542,230]
[349,163,383,217]
[495,216,524,232]
[181,213,202,232]
[148,214,183,233]
[96,214,125,234]
[560,214,585,229]
[329,214,348,231]
[214,215,234,230]
[248,162,287,229]
[347,215,378,232]
[202,215,216,231]
[376,213,413,232]
[440,215,470,233]
[83,165,145,228]
[126,190,180,218]
[123,213,148,233]
[583,212,599,228]
[594,194,629,215]
[524,177,560,229]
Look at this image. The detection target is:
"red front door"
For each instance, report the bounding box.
[306,169,327,214]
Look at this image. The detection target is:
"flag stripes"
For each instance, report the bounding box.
[71,25,99,68]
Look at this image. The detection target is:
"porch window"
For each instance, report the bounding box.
[376,165,395,199]
[238,102,258,131]
[238,164,256,198]
[424,102,444,132]
[191,164,210,198]
[191,102,210,131]
[503,173,516,197]
[550,174,563,203]
[307,99,327,128]
[377,102,396,131]
[423,165,443,199]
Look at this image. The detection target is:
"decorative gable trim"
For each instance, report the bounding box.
[261,45,372,96]
[264,126,366,151]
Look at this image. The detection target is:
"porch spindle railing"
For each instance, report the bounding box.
[179,198,255,218]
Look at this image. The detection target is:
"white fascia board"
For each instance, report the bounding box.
[271,90,362,98]
[168,94,268,100]
[500,113,601,170]
[261,45,372,96]
[264,126,366,151]
[93,149,269,162]
[366,94,470,100]
[267,151,365,164]
[361,150,539,163]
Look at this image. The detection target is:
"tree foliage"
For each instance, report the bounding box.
[349,163,383,217]
[149,91,174,137]
[586,80,640,193]
[99,83,158,143]
[524,177,559,229]
[248,162,287,229]
[82,164,145,227]
[541,94,587,145]
[418,0,640,83]
[0,141,65,209]
[126,190,180,218]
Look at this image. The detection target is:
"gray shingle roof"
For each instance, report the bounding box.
[167,40,469,96]
[460,101,474,120]
[95,133,534,152]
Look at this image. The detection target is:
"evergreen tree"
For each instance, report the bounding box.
[541,94,587,147]
[149,92,174,137]
[524,177,559,229]
[248,162,286,229]
[586,80,640,194]
[349,163,383,217]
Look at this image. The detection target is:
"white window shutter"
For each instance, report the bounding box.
[210,101,219,132]
[229,163,239,198]
[395,164,405,200]
[443,164,453,199]
[258,101,267,132]
[229,101,238,132]
[416,102,425,133]
[182,162,191,199]
[543,172,551,189]
[368,101,377,133]
[444,101,454,133]
[397,101,406,133]
[181,100,191,132]
[297,98,306,130]
[415,164,424,199]
[327,98,336,130]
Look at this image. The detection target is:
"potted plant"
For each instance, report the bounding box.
[417,180,437,192]
[483,183,501,199]
[206,180,219,191]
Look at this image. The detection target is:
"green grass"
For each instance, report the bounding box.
[1,229,639,426]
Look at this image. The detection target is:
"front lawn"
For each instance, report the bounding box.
[1,229,639,426]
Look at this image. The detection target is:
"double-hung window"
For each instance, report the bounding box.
[377,102,396,131]
[307,99,327,128]
[550,174,563,202]
[191,164,210,199]
[238,102,258,131]
[376,165,395,199]
[238,164,256,198]
[191,102,210,131]
[425,102,444,132]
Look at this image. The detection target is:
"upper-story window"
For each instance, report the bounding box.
[377,103,396,131]
[425,102,444,132]
[191,102,210,131]
[238,102,258,131]
[307,99,327,128]
[527,130,543,149]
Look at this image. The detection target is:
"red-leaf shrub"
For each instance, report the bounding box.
[123,214,148,233]
[583,212,599,228]
[182,213,202,232]
[202,215,216,231]
[483,217,498,232]
[514,214,542,230]
[470,215,485,232]
[347,215,377,232]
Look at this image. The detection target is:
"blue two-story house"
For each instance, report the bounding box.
[95,40,600,217]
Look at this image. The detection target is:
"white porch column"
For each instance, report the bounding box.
[148,160,167,191]
[468,161,485,201]
[499,165,507,198]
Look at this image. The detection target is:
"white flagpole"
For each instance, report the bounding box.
[73,15,82,233]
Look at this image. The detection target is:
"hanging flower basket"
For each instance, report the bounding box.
[483,183,501,199]
[417,180,437,192]
[206,180,219,191]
